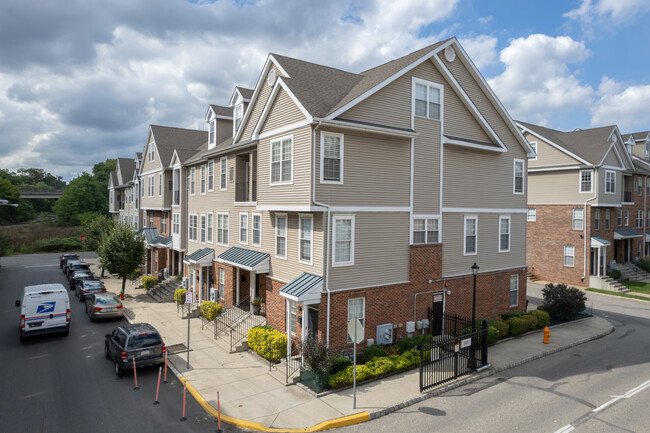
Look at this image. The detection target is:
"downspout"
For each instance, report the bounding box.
[645,176,647,256]
[311,121,332,346]
[583,167,598,281]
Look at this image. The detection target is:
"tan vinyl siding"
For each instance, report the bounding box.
[141,137,163,174]
[526,133,582,167]
[240,65,282,142]
[257,126,312,206]
[631,144,646,159]
[528,171,586,205]
[602,147,622,168]
[413,117,441,214]
[441,212,526,277]
[327,212,410,290]
[596,168,622,206]
[443,146,527,209]
[315,128,410,206]
[260,88,306,134]
[216,118,232,144]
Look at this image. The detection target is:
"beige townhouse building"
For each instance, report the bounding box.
[108,154,141,229]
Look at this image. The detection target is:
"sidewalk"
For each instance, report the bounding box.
[90,261,614,432]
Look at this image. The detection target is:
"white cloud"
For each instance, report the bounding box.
[564,0,650,29]
[591,78,650,131]
[488,34,594,126]
[478,16,493,25]
[459,35,497,69]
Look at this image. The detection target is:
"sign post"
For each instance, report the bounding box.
[347,317,364,409]
[185,291,193,369]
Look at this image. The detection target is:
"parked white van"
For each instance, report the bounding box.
[16,283,70,342]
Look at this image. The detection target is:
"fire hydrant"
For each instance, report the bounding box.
[543,326,550,344]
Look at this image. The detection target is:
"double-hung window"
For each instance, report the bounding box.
[413,79,441,120]
[271,136,293,184]
[637,210,643,228]
[594,209,599,230]
[513,159,524,194]
[499,216,510,252]
[527,208,537,222]
[149,213,154,228]
[252,213,262,247]
[220,157,227,190]
[510,275,519,307]
[572,208,583,230]
[321,132,343,183]
[240,213,248,245]
[207,212,213,243]
[159,173,162,196]
[564,245,575,267]
[618,209,623,226]
[148,175,155,197]
[217,213,229,246]
[209,120,215,147]
[413,218,439,244]
[580,170,592,193]
[207,161,214,192]
[275,214,287,259]
[148,143,155,162]
[234,104,243,133]
[464,216,477,255]
[289,300,296,335]
[605,209,610,229]
[218,268,225,299]
[172,213,180,235]
[161,213,167,234]
[605,171,616,194]
[333,215,354,266]
[200,165,206,194]
[189,215,198,242]
[625,210,630,226]
[143,211,147,228]
[190,168,196,195]
[299,215,313,264]
[529,141,538,160]
[347,298,365,343]
[200,214,206,243]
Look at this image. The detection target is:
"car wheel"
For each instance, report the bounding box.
[79,295,83,302]
[19,334,25,343]
[115,360,123,377]
[104,344,110,359]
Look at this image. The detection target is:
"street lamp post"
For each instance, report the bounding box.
[468,262,479,370]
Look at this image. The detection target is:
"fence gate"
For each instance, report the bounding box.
[419,315,488,393]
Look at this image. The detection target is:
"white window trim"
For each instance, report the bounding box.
[605,170,616,194]
[148,142,155,162]
[298,214,313,265]
[463,215,478,256]
[209,119,216,147]
[625,209,629,226]
[143,210,147,228]
[510,275,519,307]
[200,213,207,244]
[158,173,162,196]
[239,212,248,245]
[347,297,365,343]
[217,212,229,247]
[207,160,214,192]
[605,209,611,229]
[275,213,288,260]
[207,212,213,243]
[513,159,525,195]
[252,212,262,247]
[172,213,180,235]
[412,77,443,121]
[233,103,243,136]
[200,165,206,195]
[218,268,225,299]
[220,157,227,191]
[572,208,584,231]
[188,214,198,243]
[190,168,196,196]
[594,209,600,230]
[320,131,344,184]
[527,208,536,222]
[269,134,294,186]
[411,215,440,244]
[563,245,575,267]
[579,169,593,194]
[332,214,355,267]
[498,215,511,253]
[529,141,538,161]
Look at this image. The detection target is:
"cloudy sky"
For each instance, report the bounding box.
[1,0,649,180]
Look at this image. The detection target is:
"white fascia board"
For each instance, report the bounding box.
[431,54,506,151]
[443,137,507,153]
[612,126,635,168]
[599,143,625,169]
[258,120,312,141]
[590,203,622,208]
[215,115,233,120]
[328,206,410,212]
[140,206,172,211]
[529,165,586,172]
[516,123,590,165]
[204,105,214,123]
[256,205,327,212]
[325,39,454,120]
[601,165,625,171]
[442,207,528,214]
[252,78,312,140]
[139,168,163,176]
[632,155,650,169]
[442,266,526,279]
[313,118,418,138]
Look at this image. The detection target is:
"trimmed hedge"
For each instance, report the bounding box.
[142,276,158,289]
[529,310,550,328]
[395,334,433,353]
[247,325,287,362]
[493,320,509,339]
[328,355,352,375]
[508,317,528,336]
[361,344,387,363]
[200,301,223,321]
[328,348,420,389]
[501,311,527,321]
[520,314,538,331]
[174,288,186,304]
[487,326,500,344]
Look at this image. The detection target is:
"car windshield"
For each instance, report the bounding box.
[127,333,162,349]
[85,281,102,288]
[74,272,92,278]
[96,297,119,305]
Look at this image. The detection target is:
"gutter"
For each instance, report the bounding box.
[583,167,598,281]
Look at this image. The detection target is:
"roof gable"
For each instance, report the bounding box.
[254,80,310,139]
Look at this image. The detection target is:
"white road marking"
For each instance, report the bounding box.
[553,425,575,433]
[24,264,58,268]
[592,378,650,413]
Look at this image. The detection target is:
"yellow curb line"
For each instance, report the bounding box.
[179,377,370,432]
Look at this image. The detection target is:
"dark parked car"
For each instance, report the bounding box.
[60,253,79,269]
[86,293,123,321]
[64,259,81,276]
[104,323,166,377]
[69,270,94,290]
[67,262,91,283]
[76,279,106,301]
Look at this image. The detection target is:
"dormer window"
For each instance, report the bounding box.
[645,139,649,159]
[234,104,243,133]
[148,142,155,162]
[209,119,216,147]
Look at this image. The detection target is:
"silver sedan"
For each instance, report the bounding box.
[85,293,124,321]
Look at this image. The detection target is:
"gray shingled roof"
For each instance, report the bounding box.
[623,131,650,142]
[217,247,269,269]
[236,87,254,100]
[116,157,136,186]
[109,171,118,188]
[210,104,232,118]
[279,273,323,298]
[149,125,208,167]
[518,120,618,165]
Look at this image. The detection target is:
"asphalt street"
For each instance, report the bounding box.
[0,253,243,433]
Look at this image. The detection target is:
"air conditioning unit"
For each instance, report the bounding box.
[163,268,169,279]
[182,277,189,290]
[209,287,218,303]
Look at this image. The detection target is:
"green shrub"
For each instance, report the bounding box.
[607,269,622,280]
[366,357,396,376]
[395,334,433,353]
[520,314,538,331]
[200,301,222,321]
[302,337,330,374]
[637,257,650,273]
[28,236,81,252]
[501,311,527,321]
[142,276,158,289]
[508,317,528,336]
[361,344,387,363]
[529,310,550,328]
[542,283,588,321]
[247,325,287,362]
[487,326,500,345]
[174,288,187,304]
[328,348,422,389]
[328,355,352,375]
[493,320,509,339]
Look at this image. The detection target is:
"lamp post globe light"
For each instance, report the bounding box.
[468,262,479,370]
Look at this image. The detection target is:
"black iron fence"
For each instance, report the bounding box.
[285,340,302,384]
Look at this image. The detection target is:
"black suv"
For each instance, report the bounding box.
[104,323,166,377]
[69,270,94,290]
[67,262,91,283]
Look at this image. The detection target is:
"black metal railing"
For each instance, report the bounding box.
[428,311,478,337]
[285,340,302,384]
[623,191,633,202]
[229,309,266,352]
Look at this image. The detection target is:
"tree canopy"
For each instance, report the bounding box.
[97,223,145,294]
[0,176,35,224]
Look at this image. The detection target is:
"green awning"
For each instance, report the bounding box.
[280,273,323,303]
[590,236,611,247]
[184,248,214,266]
[614,229,642,239]
[216,247,269,273]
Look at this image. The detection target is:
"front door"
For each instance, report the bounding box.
[307,307,319,339]
[431,294,444,336]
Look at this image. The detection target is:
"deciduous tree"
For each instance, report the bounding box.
[97,223,145,298]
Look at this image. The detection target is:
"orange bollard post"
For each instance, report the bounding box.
[163,352,168,384]
[543,326,550,344]
[133,358,139,390]
[153,366,162,405]
[180,381,187,421]
[217,391,222,433]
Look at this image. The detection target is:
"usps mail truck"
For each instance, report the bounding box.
[16,283,70,342]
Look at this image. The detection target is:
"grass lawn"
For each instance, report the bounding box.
[623,281,650,295]
[587,288,650,302]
